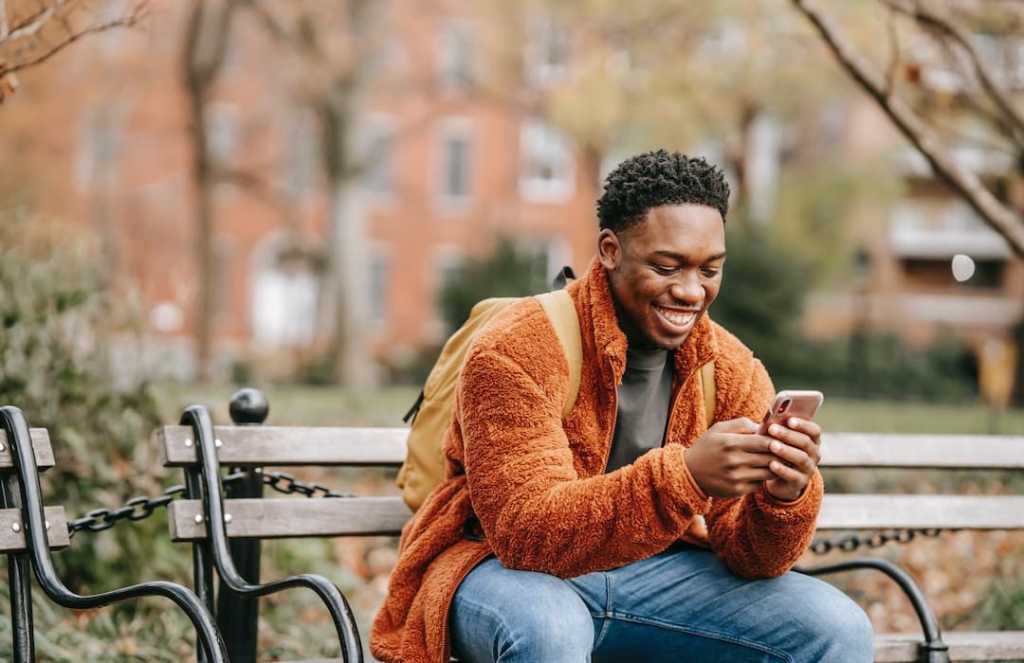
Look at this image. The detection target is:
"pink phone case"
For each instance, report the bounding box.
[758,390,824,435]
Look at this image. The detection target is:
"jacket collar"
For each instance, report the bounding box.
[577,257,718,383]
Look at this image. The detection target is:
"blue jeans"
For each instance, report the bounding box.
[449,546,874,662]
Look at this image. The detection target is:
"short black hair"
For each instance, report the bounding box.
[596,149,731,233]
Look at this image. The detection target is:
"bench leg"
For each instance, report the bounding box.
[797,558,950,663]
[217,467,262,663]
[3,477,34,663]
[185,466,217,663]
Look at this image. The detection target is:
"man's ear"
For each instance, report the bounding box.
[597,228,622,270]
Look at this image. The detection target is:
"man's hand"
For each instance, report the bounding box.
[684,418,775,498]
[763,417,822,502]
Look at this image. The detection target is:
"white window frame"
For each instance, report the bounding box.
[437,118,474,210]
[519,119,575,203]
[283,108,318,200]
[524,16,571,87]
[439,18,476,90]
[361,115,398,203]
[368,244,392,325]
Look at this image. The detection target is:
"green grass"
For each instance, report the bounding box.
[157,382,1023,435]
[154,382,420,428]
[817,397,1024,435]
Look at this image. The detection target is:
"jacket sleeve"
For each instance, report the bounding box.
[458,346,711,577]
[705,358,823,578]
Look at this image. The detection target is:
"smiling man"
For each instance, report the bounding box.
[372,150,874,663]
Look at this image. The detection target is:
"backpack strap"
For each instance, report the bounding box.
[698,360,716,428]
[535,289,582,419]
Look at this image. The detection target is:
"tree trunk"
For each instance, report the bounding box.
[182,0,237,382]
[326,173,374,387]
[314,92,376,387]
[189,92,216,382]
[311,0,380,388]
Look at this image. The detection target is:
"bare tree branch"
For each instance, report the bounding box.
[0,1,8,42]
[884,2,903,97]
[792,0,1024,256]
[1,3,145,76]
[882,0,1024,144]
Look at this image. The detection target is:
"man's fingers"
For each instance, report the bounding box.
[767,437,816,474]
[765,424,821,465]
[733,467,776,483]
[712,417,759,434]
[768,459,807,484]
[717,432,773,454]
[786,417,822,443]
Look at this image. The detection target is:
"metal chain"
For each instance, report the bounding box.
[68,470,940,554]
[809,528,943,555]
[66,469,355,537]
[258,469,356,499]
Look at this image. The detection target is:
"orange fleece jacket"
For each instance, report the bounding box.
[371,258,823,663]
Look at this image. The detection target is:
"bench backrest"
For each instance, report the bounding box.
[0,428,70,552]
[156,426,1024,542]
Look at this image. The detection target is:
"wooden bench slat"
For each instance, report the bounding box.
[875,630,1024,662]
[817,495,1024,530]
[168,494,1024,542]
[157,426,409,467]
[0,428,55,471]
[168,497,413,541]
[822,434,1024,469]
[0,507,70,552]
[158,427,1024,470]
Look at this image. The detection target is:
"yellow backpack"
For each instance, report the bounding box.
[396,276,717,512]
[396,287,583,511]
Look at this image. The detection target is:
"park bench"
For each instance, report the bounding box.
[156,389,1024,663]
[0,405,228,663]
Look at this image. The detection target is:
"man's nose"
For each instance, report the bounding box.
[669,271,703,304]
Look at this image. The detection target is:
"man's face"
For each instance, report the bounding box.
[598,204,726,350]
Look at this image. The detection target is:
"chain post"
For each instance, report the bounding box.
[217,388,268,663]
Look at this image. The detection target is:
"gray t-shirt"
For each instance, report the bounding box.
[604,345,675,473]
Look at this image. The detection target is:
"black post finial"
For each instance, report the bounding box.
[229,388,269,425]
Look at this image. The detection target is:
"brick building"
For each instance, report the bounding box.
[6,1,1022,385]
[9,1,602,380]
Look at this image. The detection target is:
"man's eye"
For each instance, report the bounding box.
[651,264,677,275]
[701,268,720,278]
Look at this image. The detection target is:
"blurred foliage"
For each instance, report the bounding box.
[0,213,368,660]
[771,160,901,287]
[711,226,976,402]
[0,212,173,592]
[437,236,551,334]
[711,225,811,376]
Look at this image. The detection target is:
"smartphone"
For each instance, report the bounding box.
[758,390,824,435]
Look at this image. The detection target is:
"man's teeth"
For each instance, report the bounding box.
[657,307,696,326]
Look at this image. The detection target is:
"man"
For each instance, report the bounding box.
[372,150,874,663]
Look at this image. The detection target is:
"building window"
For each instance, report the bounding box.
[439,19,475,89]
[207,103,240,167]
[74,106,122,193]
[525,17,571,87]
[439,120,473,204]
[519,119,575,202]
[363,121,396,199]
[284,110,318,199]
[369,250,391,324]
[251,257,319,347]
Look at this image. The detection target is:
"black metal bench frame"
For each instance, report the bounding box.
[176,397,363,663]
[159,389,1024,663]
[0,405,228,663]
